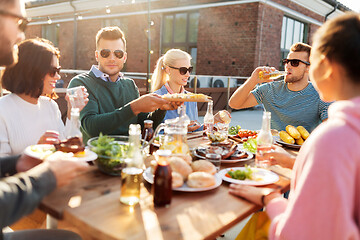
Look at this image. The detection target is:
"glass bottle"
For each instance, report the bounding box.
[203,100,214,136]
[256,112,273,168]
[259,70,286,80]
[142,120,154,142]
[153,150,172,207]
[120,124,143,206]
[66,108,82,141]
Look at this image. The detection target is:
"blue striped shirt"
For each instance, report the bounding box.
[251,80,331,132]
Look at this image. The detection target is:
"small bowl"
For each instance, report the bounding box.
[87,135,148,176]
[207,131,227,143]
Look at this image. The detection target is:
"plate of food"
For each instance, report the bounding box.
[219,166,279,186]
[24,144,97,162]
[162,93,212,102]
[143,167,222,192]
[193,143,253,163]
[273,136,301,149]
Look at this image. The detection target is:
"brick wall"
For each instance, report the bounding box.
[24,0,325,80]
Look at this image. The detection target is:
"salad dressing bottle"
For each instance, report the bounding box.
[203,101,214,136]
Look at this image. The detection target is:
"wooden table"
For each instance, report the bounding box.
[40,133,293,240]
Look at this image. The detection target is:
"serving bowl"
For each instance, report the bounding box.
[87,135,148,176]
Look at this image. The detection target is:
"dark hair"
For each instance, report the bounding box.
[2,38,60,99]
[96,26,126,50]
[312,13,360,83]
[290,42,312,61]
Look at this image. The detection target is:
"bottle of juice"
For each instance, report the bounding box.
[120,124,143,206]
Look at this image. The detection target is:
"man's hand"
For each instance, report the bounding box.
[46,159,89,187]
[130,93,173,115]
[159,101,183,111]
[250,66,277,84]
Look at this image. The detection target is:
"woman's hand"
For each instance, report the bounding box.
[229,184,282,206]
[214,110,231,124]
[263,145,296,169]
[37,130,60,145]
[229,184,265,205]
[66,86,89,119]
[188,120,201,132]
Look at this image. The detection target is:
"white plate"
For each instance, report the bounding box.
[24,145,97,162]
[219,167,279,186]
[143,167,222,192]
[273,136,301,149]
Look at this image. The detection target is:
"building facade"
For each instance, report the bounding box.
[25,0,350,85]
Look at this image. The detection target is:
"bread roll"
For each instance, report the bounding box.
[187,172,216,188]
[191,160,216,175]
[172,172,184,188]
[169,157,192,180]
[172,154,192,164]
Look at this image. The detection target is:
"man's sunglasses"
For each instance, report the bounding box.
[99,49,125,59]
[168,66,193,75]
[0,10,29,32]
[49,66,61,77]
[282,58,310,67]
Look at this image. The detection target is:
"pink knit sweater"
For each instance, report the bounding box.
[266,97,360,240]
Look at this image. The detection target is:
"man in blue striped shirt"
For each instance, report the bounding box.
[229,42,331,132]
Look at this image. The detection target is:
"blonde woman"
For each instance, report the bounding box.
[151,49,202,132]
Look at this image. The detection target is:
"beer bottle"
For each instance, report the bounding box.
[120,124,143,206]
[153,150,172,207]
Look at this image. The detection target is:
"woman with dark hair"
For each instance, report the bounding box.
[0,38,88,156]
[229,12,360,239]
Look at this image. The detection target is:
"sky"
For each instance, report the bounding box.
[338,0,360,12]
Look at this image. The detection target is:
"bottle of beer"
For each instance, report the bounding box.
[120,124,143,206]
[153,150,172,207]
[256,112,273,168]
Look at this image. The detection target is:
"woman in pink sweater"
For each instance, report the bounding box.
[229,13,360,239]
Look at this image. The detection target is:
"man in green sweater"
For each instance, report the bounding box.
[68,26,176,144]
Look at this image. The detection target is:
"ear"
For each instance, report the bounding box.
[123,52,127,63]
[95,50,99,62]
[321,56,333,81]
[165,66,170,75]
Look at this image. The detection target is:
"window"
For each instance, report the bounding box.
[280,16,308,69]
[42,24,59,47]
[162,12,199,73]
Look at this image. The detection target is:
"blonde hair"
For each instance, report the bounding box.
[151,49,191,92]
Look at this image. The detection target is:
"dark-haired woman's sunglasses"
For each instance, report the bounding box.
[282,59,310,67]
[99,49,125,59]
[168,66,193,75]
[49,66,61,77]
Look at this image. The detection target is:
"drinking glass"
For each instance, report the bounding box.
[66,86,86,109]
[206,146,222,172]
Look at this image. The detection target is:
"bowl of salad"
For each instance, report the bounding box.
[87,134,147,176]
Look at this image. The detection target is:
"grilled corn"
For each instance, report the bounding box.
[286,125,301,139]
[296,126,310,140]
[279,131,295,144]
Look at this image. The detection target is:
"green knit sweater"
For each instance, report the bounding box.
[68,71,166,144]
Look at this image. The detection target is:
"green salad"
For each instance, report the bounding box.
[228,125,241,135]
[243,138,257,154]
[227,165,253,180]
[90,134,129,173]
